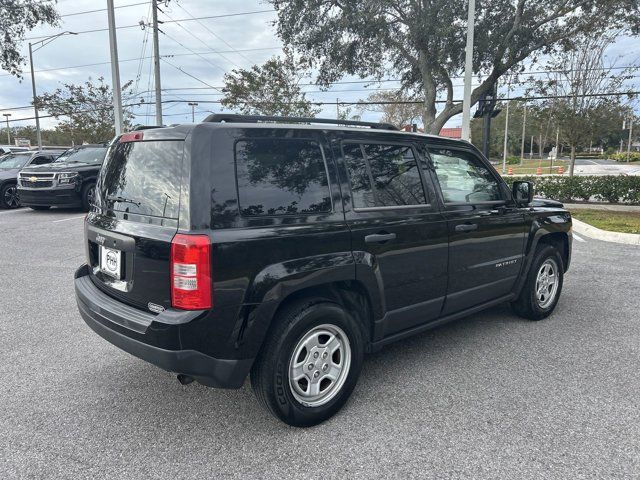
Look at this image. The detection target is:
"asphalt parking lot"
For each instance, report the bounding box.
[1,207,639,479]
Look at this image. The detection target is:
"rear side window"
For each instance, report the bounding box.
[235,138,332,216]
[428,147,501,203]
[343,142,426,208]
[100,141,183,218]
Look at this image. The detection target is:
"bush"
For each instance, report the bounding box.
[504,175,640,204]
[506,156,520,165]
[610,151,640,162]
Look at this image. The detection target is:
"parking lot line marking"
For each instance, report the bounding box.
[573,233,586,243]
[52,216,85,223]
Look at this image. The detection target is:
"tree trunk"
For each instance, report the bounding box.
[569,144,576,177]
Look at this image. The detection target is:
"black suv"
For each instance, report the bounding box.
[18,144,108,211]
[0,150,62,209]
[75,115,572,426]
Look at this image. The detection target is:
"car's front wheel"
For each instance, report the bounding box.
[250,299,364,427]
[0,183,20,209]
[82,183,95,211]
[512,244,564,320]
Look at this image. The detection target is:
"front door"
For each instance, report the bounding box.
[426,144,526,315]
[336,136,449,338]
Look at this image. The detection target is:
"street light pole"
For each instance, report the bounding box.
[107,0,124,135]
[28,42,42,149]
[520,104,527,164]
[461,0,476,142]
[152,0,163,125]
[188,102,198,122]
[3,114,11,144]
[28,32,77,150]
[627,116,634,163]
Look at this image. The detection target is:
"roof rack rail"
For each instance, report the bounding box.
[203,114,398,131]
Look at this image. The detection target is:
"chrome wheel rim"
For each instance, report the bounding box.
[4,185,19,208]
[535,258,559,309]
[288,324,351,408]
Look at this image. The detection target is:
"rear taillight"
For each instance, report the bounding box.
[170,234,212,310]
[119,131,144,143]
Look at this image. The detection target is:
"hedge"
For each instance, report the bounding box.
[504,175,640,204]
[610,152,640,162]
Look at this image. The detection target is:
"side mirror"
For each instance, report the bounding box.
[512,181,534,206]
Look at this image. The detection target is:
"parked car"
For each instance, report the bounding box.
[0,150,62,209]
[17,144,108,211]
[74,115,572,427]
[0,145,30,157]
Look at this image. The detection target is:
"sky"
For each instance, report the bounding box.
[1,0,639,133]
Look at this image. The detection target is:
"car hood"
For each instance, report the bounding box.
[21,161,102,173]
[0,167,20,180]
[531,197,564,208]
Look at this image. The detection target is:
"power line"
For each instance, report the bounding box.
[24,9,275,41]
[7,90,638,124]
[59,1,148,18]
[173,1,255,64]
[0,47,281,78]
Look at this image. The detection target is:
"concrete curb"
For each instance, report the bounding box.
[572,218,640,245]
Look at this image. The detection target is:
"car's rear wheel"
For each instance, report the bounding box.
[0,183,20,209]
[82,183,95,211]
[512,244,564,321]
[250,299,364,427]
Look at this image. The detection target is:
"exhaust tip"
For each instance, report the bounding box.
[177,374,195,385]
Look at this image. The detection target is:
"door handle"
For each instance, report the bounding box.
[365,232,397,243]
[454,223,478,232]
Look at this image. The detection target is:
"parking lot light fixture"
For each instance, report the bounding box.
[29,31,78,149]
[188,102,199,123]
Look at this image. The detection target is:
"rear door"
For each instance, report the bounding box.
[85,133,187,312]
[336,134,448,338]
[425,143,526,315]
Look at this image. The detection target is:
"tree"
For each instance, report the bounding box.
[0,0,60,77]
[35,76,133,144]
[220,55,320,117]
[358,91,423,128]
[533,33,636,175]
[269,0,640,134]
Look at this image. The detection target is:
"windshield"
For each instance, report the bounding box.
[0,153,31,169]
[55,147,107,164]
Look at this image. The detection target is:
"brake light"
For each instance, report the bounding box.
[170,234,212,310]
[119,131,144,143]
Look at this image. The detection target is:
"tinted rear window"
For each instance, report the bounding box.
[100,141,183,218]
[235,138,331,216]
[56,147,107,164]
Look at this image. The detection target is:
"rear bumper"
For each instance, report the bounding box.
[74,265,253,388]
[18,186,82,207]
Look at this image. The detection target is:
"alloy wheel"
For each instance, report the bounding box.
[3,185,20,208]
[535,258,559,309]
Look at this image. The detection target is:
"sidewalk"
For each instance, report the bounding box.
[564,203,640,212]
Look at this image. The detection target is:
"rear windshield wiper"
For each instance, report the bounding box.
[106,195,141,207]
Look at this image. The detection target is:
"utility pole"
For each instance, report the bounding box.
[28,42,42,149]
[520,104,527,165]
[336,98,339,119]
[460,0,475,142]
[552,127,559,173]
[107,0,124,135]
[627,116,634,163]
[502,100,510,174]
[2,114,11,144]
[152,0,163,125]
[530,135,534,159]
[188,102,198,122]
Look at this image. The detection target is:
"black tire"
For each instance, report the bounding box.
[250,298,364,427]
[81,183,96,211]
[0,182,20,209]
[29,206,51,211]
[512,244,564,321]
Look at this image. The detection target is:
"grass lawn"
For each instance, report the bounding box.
[570,209,640,234]
[495,159,569,175]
